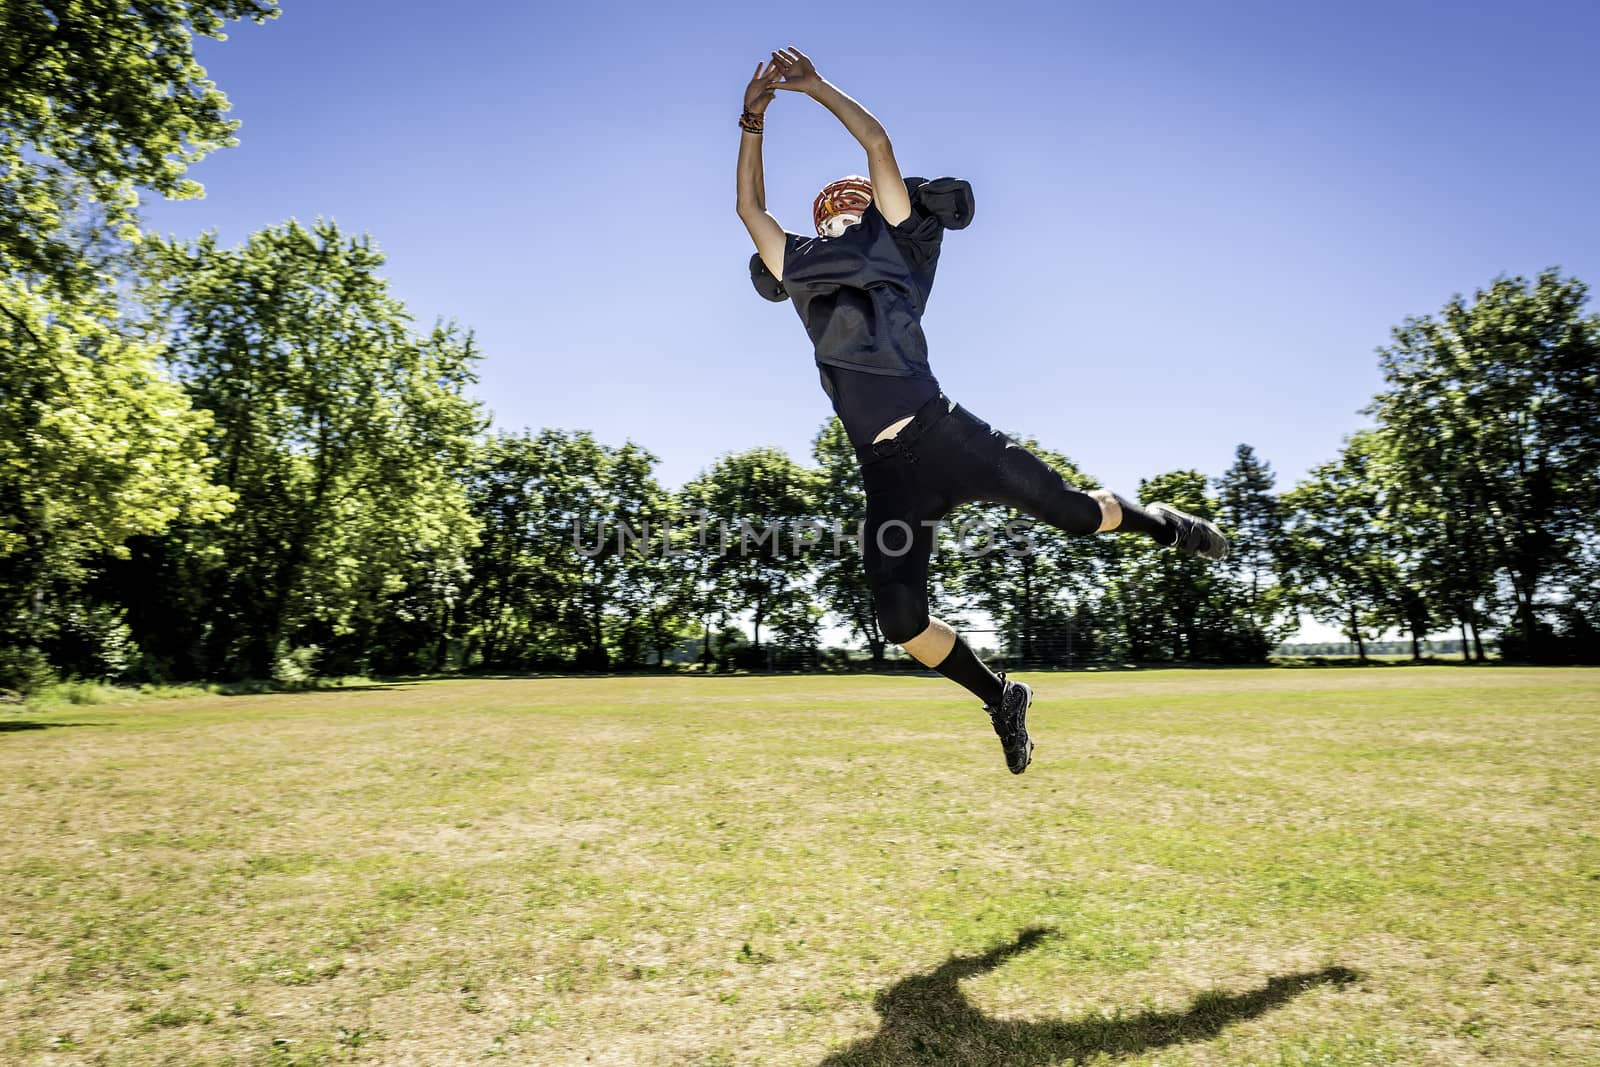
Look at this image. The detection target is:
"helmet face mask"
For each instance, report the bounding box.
[813,175,873,236]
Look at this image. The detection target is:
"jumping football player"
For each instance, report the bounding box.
[736,48,1229,774]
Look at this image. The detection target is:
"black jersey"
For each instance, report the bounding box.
[820,363,941,447]
[749,176,974,380]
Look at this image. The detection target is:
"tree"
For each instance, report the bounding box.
[1281,436,1398,662]
[679,447,818,665]
[593,440,676,670]
[137,219,483,679]
[0,0,278,288]
[1214,444,1295,652]
[538,431,634,671]
[0,274,231,686]
[809,418,887,662]
[1368,270,1600,661]
[950,437,1103,667]
[1359,431,1455,662]
[461,430,683,671]
[1105,470,1240,662]
[460,432,552,669]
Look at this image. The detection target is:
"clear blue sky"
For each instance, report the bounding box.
[144,0,1600,503]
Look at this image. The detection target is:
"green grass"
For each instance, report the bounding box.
[14,675,383,709]
[2,668,1597,1065]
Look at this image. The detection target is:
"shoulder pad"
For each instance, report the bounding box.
[905,176,975,230]
[750,252,788,302]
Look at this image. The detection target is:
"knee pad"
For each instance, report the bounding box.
[875,585,930,646]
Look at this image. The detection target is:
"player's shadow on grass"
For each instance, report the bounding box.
[0,720,103,733]
[818,927,1358,1066]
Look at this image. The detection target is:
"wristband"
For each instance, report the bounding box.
[739,109,765,134]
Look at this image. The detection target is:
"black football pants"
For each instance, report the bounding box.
[854,393,1102,644]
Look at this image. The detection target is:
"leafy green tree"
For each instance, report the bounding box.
[462,429,680,671]
[766,596,824,670]
[547,431,634,671]
[460,432,551,669]
[608,546,697,669]
[949,438,1103,667]
[560,437,684,671]
[0,274,231,686]
[1544,532,1599,662]
[1369,270,1600,661]
[616,502,699,668]
[1281,435,1398,662]
[595,440,676,669]
[1377,424,1497,661]
[356,546,471,675]
[469,428,600,669]
[680,446,818,663]
[138,219,483,679]
[809,418,887,662]
[1358,432,1453,662]
[1104,470,1234,662]
[1214,443,1295,651]
[0,0,278,287]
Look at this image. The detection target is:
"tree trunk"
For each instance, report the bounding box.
[1021,565,1035,666]
[1460,621,1470,662]
[650,615,666,666]
[588,587,608,670]
[435,600,452,671]
[860,606,885,663]
[1515,587,1539,662]
[1349,605,1366,662]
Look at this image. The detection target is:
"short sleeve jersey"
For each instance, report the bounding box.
[778,178,955,380]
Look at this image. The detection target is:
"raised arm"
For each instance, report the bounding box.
[736,60,787,279]
[770,47,912,227]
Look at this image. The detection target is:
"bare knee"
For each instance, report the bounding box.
[901,618,957,667]
[1089,488,1123,532]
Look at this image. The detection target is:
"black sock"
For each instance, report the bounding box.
[935,636,1006,706]
[1111,493,1178,546]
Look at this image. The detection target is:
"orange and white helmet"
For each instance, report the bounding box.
[813,175,873,237]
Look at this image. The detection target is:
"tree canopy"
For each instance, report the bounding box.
[0,0,278,286]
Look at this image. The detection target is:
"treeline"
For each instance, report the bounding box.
[1279,641,1476,658]
[6,235,1597,687]
[2,2,1597,691]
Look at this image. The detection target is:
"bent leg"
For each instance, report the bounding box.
[862,466,1005,706]
[901,616,957,664]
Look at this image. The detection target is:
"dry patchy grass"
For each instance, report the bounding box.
[2,667,1598,1065]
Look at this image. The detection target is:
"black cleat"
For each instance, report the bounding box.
[1147,503,1230,561]
[984,672,1033,775]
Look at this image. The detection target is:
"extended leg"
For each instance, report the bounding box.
[979,437,1179,542]
[975,432,1228,559]
[1086,487,1178,544]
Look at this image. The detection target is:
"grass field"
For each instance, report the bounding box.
[3,668,1598,1066]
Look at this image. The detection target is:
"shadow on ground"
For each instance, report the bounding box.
[0,720,103,733]
[817,927,1359,1066]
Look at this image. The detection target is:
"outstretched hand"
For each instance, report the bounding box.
[769,47,821,94]
[743,59,781,113]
